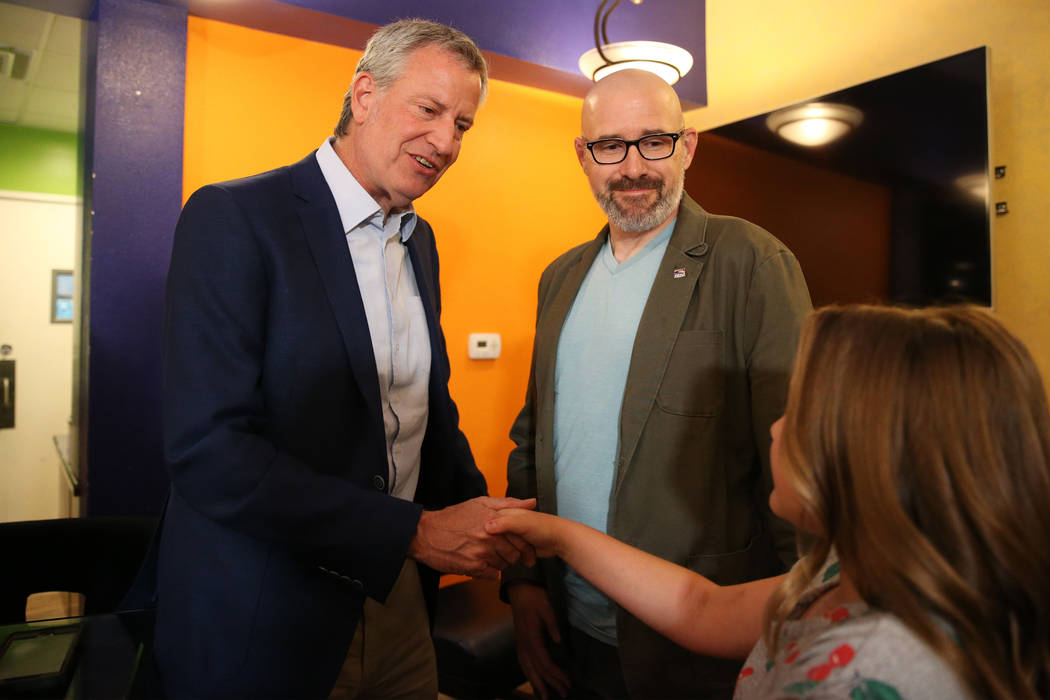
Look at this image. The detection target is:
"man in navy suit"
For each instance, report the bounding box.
[151,19,534,698]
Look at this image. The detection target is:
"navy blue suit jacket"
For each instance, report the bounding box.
[149,152,486,697]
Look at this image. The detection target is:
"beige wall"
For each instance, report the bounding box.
[0,191,77,522]
[688,1,1050,383]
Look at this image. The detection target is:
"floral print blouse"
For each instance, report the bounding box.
[732,552,972,700]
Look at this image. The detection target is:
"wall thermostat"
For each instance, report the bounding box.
[468,333,501,360]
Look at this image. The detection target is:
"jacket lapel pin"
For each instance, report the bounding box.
[673,267,687,279]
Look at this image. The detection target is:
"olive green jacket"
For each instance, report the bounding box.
[504,195,812,698]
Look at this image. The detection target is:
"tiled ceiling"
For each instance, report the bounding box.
[0,1,83,133]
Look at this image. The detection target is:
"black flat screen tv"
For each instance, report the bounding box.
[685,47,990,307]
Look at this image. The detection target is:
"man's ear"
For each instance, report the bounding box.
[679,128,699,170]
[350,72,377,125]
[574,137,589,170]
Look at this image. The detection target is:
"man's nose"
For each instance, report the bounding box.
[427,117,459,156]
[619,144,650,178]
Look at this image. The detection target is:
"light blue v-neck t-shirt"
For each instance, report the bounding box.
[553,220,675,645]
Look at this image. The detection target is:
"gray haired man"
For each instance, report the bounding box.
[144,19,534,698]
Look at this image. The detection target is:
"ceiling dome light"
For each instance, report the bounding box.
[579,0,693,86]
[579,41,693,85]
[766,102,864,147]
[953,172,988,201]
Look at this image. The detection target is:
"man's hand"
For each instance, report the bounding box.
[407,497,537,578]
[506,581,570,700]
[484,508,563,558]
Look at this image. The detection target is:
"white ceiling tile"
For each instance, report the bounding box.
[24,84,78,116]
[20,110,78,132]
[0,3,50,52]
[0,76,26,110]
[46,15,83,56]
[34,50,79,91]
[0,4,85,132]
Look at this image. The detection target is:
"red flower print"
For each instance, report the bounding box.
[785,649,800,663]
[823,606,850,623]
[829,643,855,667]
[737,667,754,681]
[807,663,833,681]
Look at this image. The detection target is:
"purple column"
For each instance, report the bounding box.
[83,0,185,516]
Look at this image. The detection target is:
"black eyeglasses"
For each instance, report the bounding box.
[584,131,684,164]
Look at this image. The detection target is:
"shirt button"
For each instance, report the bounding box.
[373,475,386,491]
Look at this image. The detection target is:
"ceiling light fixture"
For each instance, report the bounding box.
[578,0,693,86]
[766,102,864,147]
[953,172,988,201]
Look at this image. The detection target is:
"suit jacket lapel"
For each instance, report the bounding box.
[290,153,383,426]
[615,195,710,488]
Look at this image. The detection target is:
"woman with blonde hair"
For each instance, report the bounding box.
[489,305,1050,699]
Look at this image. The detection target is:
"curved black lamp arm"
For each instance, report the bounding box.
[590,0,682,82]
[594,0,619,66]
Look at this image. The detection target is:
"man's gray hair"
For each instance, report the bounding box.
[334,18,488,136]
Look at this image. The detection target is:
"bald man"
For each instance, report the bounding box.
[503,70,812,699]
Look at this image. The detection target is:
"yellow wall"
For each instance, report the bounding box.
[184,17,604,497]
[689,0,1050,382]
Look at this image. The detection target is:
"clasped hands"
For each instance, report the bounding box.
[407,497,539,579]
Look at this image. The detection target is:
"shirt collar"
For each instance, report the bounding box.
[315,137,417,241]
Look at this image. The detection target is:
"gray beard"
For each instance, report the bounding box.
[596,170,685,233]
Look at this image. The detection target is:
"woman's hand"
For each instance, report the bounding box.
[485,508,563,558]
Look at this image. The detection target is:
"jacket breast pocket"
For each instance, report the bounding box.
[685,531,762,585]
[656,329,724,417]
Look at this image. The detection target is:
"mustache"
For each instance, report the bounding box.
[608,176,664,192]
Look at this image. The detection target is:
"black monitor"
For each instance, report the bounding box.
[686,47,990,307]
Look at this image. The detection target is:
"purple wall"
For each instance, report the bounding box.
[280,0,707,106]
[83,0,186,516]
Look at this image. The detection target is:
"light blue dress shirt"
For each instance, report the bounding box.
[316,138,431,501]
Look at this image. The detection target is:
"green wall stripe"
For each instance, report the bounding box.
[0,123,80,196]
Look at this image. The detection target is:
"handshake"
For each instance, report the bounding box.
[407,496,541,579]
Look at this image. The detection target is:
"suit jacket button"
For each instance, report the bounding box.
[373,475,386,491]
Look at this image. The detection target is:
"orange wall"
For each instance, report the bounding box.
[184,17,605,498]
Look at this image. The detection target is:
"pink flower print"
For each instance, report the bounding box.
[828,643,855,667]
[823,606,851,623]
[800,644,855,686]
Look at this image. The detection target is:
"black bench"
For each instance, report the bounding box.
[433,578,530,700]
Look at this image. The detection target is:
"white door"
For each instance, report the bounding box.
[0,191,78,521]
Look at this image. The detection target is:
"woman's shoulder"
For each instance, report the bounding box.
[735,606,972,700]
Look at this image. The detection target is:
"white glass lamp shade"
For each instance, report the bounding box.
[578,40,694,85]
[953,172,988,201]
[765,103,864,147]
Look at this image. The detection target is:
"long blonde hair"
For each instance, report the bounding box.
[764,305,1050,698]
